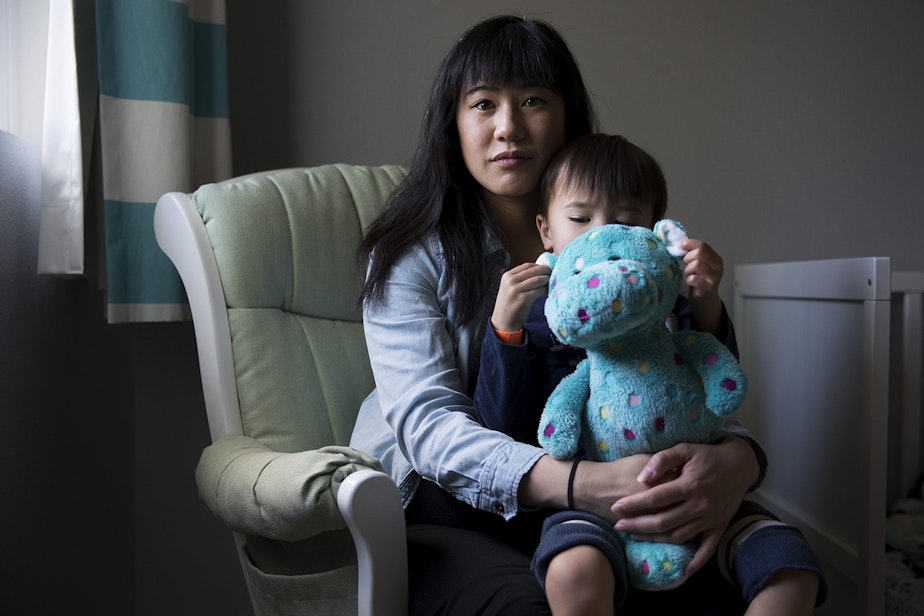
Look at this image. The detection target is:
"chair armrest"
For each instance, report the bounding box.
[339,469,409,616]
[196,434,385,541]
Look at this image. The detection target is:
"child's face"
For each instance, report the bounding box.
[537,181,656,255]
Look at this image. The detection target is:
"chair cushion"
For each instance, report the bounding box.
[191,164,406,451]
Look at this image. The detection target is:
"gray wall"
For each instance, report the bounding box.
[0,1,920,614]
[231,0,924,297]
[0,131,247,613]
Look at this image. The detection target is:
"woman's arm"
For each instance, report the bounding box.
[363,242,544,518]
[518,453,656,520]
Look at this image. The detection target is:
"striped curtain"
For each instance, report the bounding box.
[96,0,231,323]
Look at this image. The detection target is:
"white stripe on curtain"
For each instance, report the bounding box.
[96,0,230,323]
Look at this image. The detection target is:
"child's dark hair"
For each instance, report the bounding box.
[539,134,667,223]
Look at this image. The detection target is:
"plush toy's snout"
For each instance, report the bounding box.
[549,257,658,345]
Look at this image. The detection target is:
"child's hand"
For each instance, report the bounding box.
[680,238,724,336]
[492,262,551,333]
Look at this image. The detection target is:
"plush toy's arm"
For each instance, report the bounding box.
[673,331,747,416]
[537,360,591,459]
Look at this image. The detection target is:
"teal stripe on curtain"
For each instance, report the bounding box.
[193,22,229,118]
[103,200,187,304]
[96,0,231,323]
[96,0,190,104]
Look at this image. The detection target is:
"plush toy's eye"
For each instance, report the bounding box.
[608,255,620,261]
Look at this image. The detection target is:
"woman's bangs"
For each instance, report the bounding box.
[461,33,561,91]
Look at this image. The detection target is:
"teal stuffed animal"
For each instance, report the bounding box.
[536,220,747,591]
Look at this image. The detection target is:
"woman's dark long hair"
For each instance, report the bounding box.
[357,15,596,325]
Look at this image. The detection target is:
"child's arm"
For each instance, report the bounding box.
[472,262,551,440]
[680,238,725,337]
[491,262,551,336]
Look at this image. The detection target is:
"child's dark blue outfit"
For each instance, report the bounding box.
[474,294,827,612]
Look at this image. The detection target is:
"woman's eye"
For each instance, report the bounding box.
[472,100,494,111]
[568,217,590,224]
[523,96,544,107]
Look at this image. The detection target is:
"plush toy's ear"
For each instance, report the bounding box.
[535,252,556,269]
[654,219,689,257]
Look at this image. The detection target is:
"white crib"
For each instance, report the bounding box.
[733,258,923,616]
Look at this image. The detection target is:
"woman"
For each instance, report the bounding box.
[352,15,762,615]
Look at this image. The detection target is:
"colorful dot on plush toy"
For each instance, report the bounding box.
[543,423,555,438]
[628,394,640,407]
[704,352,718,366]
[638,360,650,375]
[624,429,635,440]
[598,440,610,453]
[640,560,650,576]
[612,299,622,314]
[599,406,609,419]
[578,308,590,322]
[587,277,600,289]
[654,417,665,431]
[721,378,738,391]
[673,353,683,365]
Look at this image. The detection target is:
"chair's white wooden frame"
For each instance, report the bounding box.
[734,257,891,616]
[154,191,408,616]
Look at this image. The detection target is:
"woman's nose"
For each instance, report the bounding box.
[494,105,523,141]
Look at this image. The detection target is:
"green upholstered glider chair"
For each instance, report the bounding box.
[154,164,408,616]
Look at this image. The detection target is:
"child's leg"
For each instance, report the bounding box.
[532,511,628,615]
[745,569,820,616]
[720,501,827,613]
[545,545,615,616]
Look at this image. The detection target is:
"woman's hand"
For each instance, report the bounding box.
[609,436,759,576]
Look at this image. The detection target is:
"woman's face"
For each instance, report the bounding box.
[455,84,566,211]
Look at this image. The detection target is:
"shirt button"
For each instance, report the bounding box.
[493,502,504,513]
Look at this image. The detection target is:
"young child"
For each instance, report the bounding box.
[474,133,826,615]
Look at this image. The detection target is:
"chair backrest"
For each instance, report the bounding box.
[187,164,406,452]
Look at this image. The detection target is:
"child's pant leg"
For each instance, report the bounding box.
[720,500,828,606]
[531,510,629,609]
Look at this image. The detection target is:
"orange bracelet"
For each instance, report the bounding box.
[493,327,524,345]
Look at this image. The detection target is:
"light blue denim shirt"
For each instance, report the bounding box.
[350,230,546,520]
[350,229,766,520]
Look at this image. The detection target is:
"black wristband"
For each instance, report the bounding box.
[567,459,581,510]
